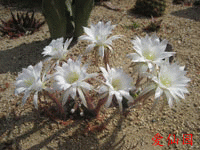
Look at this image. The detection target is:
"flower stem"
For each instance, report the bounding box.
[44,91,65,115]
[129,89,154,108]
[104,49,109,70]
[93,95,108,116]
[135,75,143,88]
[94,47,99,66]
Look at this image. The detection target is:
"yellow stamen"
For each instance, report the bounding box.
[67,72,80,84]
[112,78,122,90]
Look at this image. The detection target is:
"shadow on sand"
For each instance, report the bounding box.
[171,6,200,21]
[0,39,51,73]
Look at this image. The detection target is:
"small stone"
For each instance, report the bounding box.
[193,103,198,107]
[16,102,20,106]
[90,146,95,149]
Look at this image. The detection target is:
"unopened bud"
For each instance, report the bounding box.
[80,112,84,116]
[71,109,75,113]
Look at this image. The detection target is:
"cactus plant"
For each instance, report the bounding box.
[42,0,93,41]
[173,0,184,4]
[193,0,200,6]
[133,0,166,17]
[0,11,45,38]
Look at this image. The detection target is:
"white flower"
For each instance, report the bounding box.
[99,65,135,111]
[79,21,121,57]
[151,61,190,107]
[15,62,46,109]
[54,57,97,107]
[42,37,72,61]
[127,34,175,70]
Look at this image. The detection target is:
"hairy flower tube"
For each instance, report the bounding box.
[42,37,72,61]
[127,34,175,71]
[15,62,47,109]
[79,21,121,57]
[54,57,97,108]
[98,65,135,111]
[150,61,190,107]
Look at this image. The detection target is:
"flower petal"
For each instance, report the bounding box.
[105,92,113,108]
[85,44,96,53]
[22,90,30,106]
[62,89,70,105]
[33,91,38,109]
[98,46,105,57]
[119,90,134,103]
[155,87,163,99]
[77,87,87,108]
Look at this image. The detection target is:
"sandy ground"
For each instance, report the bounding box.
[0,0,200,149]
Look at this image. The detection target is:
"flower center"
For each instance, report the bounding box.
[53,48,58,51]
[112,78,122,90]
[96,34,105,46]
[143,50,155,60]
[67,72,80,84]
[160,76,171,87]
[24,77,35,87]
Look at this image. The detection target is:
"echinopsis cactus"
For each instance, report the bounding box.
[133,0,167,17]
[14,21,190,130]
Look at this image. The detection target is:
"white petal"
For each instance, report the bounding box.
[98,46,105,57]
[100,66,109,80]
[22,91,30,105]
[119,90,134,103]
[106,45,113,53]
[15,87,26,95]
[105,35,121,45]
[83,27,93,38]
[114,92,123,111]
[33,91,38,109]
[147,62,153,70]
[69,87,77,99]
[165,91,173,108]
[98,85,109,94]
[155,87,163,99]
[34,62,42,76]
[64,38,73,50]
[62,90,70,105]
[85,44,96,53]
[79,35,94,42]
[127,53,144,62]
[79,82,92,91]
[77,87,87,108]
[105,92,113,108]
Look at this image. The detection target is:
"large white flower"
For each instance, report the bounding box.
[79,21,121,57]
[151,61,190,107]
[42,37,72,61]
[127,34,175,70]
[15,62,46,109]
[99,65,135,111]
[54,57,97,107]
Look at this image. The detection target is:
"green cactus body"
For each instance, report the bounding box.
[42,0,93,40]
[134,0,166,17]
[72,0,94,38]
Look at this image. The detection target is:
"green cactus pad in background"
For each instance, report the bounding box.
[42,0,93,41]
[42,0,74,39]
[72,0,94,38]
